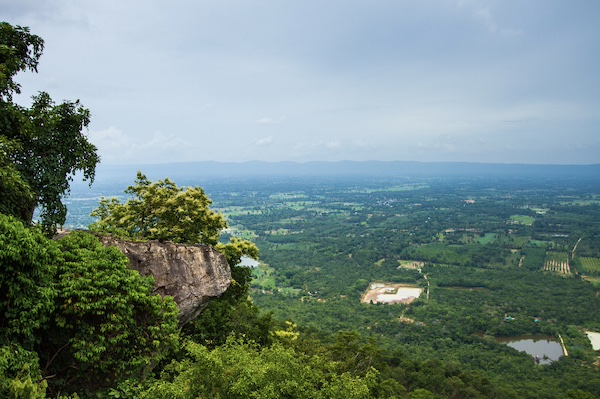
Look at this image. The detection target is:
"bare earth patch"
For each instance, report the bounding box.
[362,283,423,304]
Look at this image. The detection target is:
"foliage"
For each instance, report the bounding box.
[182,298,273,348]
[0,344,47,399]
[0,138,35,222]
[0,22,44,100]
[578,257,600,276]
[141,339,375,399]
[91,172,227,245]
[40,232,180,396]
[0,22,99,234]
[18,92,98,233]
[184,237,266,347]
[0,214,58,348]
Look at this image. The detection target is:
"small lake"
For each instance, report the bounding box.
[496,335,564,365]
[585,331,600,350]
[237,256,259,268]
[376,287,423,303]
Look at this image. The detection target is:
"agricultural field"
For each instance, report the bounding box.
[477,233,497,244]
[63,170,600,398]
[511,235,531,248]
[544,251,570,274]
[509,214,536,225]
[579,257,600,276]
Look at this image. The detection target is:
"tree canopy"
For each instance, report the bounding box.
[91,172,227,245]
[0,22,99,234]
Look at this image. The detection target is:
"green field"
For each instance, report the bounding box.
[477,233,497,244]
[512,236,530,248]
[509,214,535,225]
[251,263,277,290]
[579,257,600,275]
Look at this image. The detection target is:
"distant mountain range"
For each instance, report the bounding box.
[91,160,600,183]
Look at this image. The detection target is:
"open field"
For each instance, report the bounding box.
[362,283,423,304]
[509,215,535,226]
[477,233,497,244]
[581,276,600,287]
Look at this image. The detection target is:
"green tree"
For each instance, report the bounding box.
[0,135,35,222]
[0,214,58,348]
[0,344,47,399]
[0,22,99,234]
[0,23,43,100]
[40,232,179,396]
[142,339,372,399]
[91,172,227,245]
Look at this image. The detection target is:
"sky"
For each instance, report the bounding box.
[2,0,599,165]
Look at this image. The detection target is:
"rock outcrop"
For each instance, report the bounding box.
[101,237,231,325]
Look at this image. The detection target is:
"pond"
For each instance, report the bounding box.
[237,256,259,268]
[585,331,600,350]
[496,335,564,365]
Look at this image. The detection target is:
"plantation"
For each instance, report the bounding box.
[579,257,600,276]
[544,252,571,274]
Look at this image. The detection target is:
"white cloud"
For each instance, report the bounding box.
[89,126,131,150]
[473,7,521,36]
[255,117,285,125]
[325,140,341,149]
[455,0,521,36]
[255,135,274,146]
[144,131,189,149]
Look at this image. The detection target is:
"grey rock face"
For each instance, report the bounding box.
[101,237,231,325]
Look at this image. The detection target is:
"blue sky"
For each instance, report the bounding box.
[3,0,599,164]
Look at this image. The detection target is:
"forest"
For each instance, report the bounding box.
[2,21,600,399]
[54,171,600,399]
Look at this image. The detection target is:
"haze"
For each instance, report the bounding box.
[3,1,599,165]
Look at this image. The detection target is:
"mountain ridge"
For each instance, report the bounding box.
[91,160,600,182]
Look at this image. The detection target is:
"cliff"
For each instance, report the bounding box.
[100,237,231,325]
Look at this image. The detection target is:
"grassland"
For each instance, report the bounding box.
[477,233,497,244]
[509,214,536,226]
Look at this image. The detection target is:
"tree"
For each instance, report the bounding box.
[91,172,227,245]
[141,339,373,399]
[0,214,58,348]
[0,23,43,100]
[0,22,99,234]
[0,344,47,399]
[94,173,268,348]
[40,232,180,395]
[0,139,35,222]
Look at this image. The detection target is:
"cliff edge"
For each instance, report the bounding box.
[100,237,231,325]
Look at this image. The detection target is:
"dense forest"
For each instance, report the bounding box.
[2,22,600,398]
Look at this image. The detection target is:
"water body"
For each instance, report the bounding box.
[496,335,563,365]
[375,287,423,303]
[585,331,600,350]
[238,256,259,268]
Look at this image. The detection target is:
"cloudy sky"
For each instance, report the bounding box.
[3,1,599,165]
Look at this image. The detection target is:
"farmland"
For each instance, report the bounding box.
[63,170,600,398]
[579,257,600,276]
[544,251,571,274]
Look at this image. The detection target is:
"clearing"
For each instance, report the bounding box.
[362,283,423,304]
